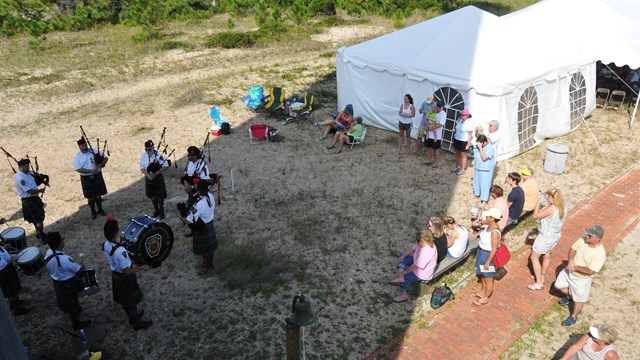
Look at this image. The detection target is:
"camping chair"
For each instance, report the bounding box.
[241,86,265,112]
[346,127,367,149]
[248,123,268,143]
[595,88,610,108]
[608,90,626,111]
[290,92,315,126]
[264,87,286,117]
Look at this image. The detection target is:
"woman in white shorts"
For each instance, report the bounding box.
[527,189,566,290]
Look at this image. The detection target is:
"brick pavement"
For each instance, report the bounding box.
[367,165,640,360]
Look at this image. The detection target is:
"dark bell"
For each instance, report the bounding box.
[286,294,317,327]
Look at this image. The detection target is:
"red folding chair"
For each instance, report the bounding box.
[248,124,268,143]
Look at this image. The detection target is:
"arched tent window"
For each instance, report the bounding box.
[518,86,539,153]
[434,87,465,152]
[569,72,587,129]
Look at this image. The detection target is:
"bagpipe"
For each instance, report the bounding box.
[80,126,110,167]
[176,194,208,233]
[1,146,50,189]
[180,132,213,186]
[146,127,177,174]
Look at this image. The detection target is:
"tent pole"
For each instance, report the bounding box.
[630,95,639,128]
[580,113,601,147]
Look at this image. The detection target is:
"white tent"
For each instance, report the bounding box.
[336,0,640,160]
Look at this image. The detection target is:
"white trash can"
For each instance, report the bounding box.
[544,144,569,174]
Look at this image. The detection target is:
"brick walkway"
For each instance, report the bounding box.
[367,165,640,360]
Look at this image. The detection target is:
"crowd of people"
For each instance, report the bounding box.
[0,137,220,333]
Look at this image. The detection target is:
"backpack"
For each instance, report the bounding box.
[430,284,455,309]
[221,122,231,135]
[267,127,283,142]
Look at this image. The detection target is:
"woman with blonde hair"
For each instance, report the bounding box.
[389,229,438,302]
[443,216,469,258]
[428,217,448,263]
[527,188,566,290]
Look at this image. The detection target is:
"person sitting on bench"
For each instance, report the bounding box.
[389,229,438,303]
[443,216,469,258]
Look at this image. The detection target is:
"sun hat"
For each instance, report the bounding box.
[520,167,532,176]
[482,208,502,220]
[460,109,472,118]
[585,225,605,238]
[426,95,434,102]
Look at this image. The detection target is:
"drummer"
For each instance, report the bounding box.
[15,158,46,244]
[139,140,169,219]
[0,241,31,316]
[102,216,153,331]
[178,181,218,276]
[44,232,91,330]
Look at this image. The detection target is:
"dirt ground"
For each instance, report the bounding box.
[1,19,640,359]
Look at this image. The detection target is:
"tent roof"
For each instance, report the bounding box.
[339,0,640,96]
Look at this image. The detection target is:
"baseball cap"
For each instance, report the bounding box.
[585,225,604,238]
[482,208,502,220]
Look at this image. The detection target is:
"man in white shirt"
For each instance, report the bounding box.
[73,137,108,219]
[179,181,218,276]
[15,158,46,243]
[45,232,91,330]
[140,140,169,219]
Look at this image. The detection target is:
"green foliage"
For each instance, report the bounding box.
[308,0,336,16]
[226,18,234,29]
[320,15,345,27]
[287,0,309,26]
[204,31,257,49]
[160,40,193,50]
[254,0,268,27]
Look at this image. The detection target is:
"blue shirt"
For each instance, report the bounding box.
[473,143,495,171]
[507,187,525,220]
[419,101,436,127]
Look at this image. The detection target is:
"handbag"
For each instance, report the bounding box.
[493,244,511,269]
[430,284,455,309]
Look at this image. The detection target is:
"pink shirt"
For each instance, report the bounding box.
[412,243,437,281]
[493,197,509,231]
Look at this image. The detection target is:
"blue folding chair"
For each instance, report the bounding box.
[242,86,265,113]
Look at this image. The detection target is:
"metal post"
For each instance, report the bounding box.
[286,322,304,360]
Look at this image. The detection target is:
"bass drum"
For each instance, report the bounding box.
[121,215,173,268]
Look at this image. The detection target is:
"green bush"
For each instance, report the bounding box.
[160,40,193,50]
[204,31,257,49]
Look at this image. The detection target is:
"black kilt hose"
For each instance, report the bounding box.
[193,221,218,256]
[111,271,143,308]
[21,196,45,224]
[80,172,108,199]
[145,174,167,200]
[0,264,22,299]
[52,278,81,313]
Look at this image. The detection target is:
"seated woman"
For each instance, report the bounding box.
[318,104,353,140]
[388,229,438,303]
[326,117,363,154]
[428,217,448,264]
[443,216,469,258]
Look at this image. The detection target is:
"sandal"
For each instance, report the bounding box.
[327,145,335,149]
[527,283,544,291]
[472,292,482,298]
[334,150,342,154]
[472,299,489,306]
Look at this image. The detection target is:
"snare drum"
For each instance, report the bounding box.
[16,247,45,275]
[76,269,100,297]
[121,215,174,268]
[1,227,27,254]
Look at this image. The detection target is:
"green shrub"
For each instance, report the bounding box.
[308,0,337,16]
[160,40,193,50]
[320,15,346,27]
[204,31,257,48]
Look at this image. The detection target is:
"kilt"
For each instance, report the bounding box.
[193,221,218,256]
[80,172,108,199]
[52,278,81,313]
[145,174,167,200]
[0,264,22,299]
[111,271,143,308]
[21,196,45,224]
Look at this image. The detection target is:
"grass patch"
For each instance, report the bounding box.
[160,40,194,51]
[173,88,207,107]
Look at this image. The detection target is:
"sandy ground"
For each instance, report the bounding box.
[1,20,640,359]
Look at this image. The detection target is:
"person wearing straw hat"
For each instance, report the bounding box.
[15,158,47,244]
[74,137,108,219]
[44,231,91,330]
[140,139,169,219]
[554,225,607,327]
[560,324,618,360]
[102,216,153,331]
